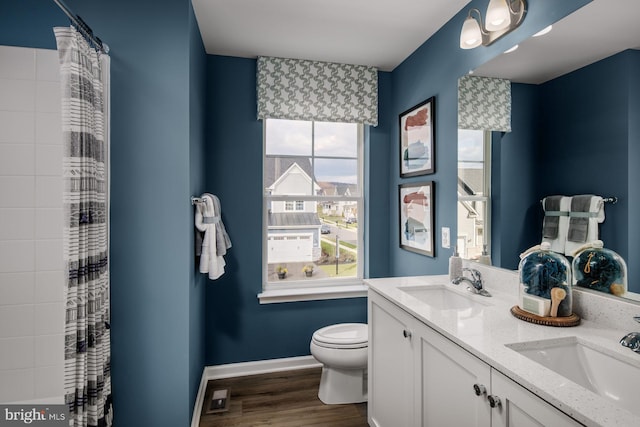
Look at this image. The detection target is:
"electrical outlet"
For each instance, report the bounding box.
[441,227,451,249]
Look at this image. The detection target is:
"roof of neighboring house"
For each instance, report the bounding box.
[458,168,484,196]
[317,182,358,196]
[265,157,315,188]
[268,212,321,227]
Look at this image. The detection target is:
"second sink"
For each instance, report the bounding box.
[506,337,640,417]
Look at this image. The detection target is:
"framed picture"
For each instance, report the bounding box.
[399,181,435,257]
[399,97,435,177]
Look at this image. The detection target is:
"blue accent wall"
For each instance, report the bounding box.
[629,51,640,288]
[535,50,637,286]
[203,55,371,365]
[366,71,393,279]
[387,0,589,276]
[1,0,208,426]
[492,84,542,269]
[188,2,208,417]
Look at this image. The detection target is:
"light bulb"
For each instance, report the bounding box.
[504,44,519,53]
[533,25,552,37]
[460,16,482,49]
[486,0,511,31]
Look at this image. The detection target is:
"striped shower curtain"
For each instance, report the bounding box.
[54,27,112,427]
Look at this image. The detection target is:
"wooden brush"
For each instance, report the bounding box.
[550,287,567,317]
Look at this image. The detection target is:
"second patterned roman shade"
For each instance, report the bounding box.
[458,75,511,132]
[257,56,378,126]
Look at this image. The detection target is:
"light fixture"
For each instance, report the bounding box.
[460,0,526,49]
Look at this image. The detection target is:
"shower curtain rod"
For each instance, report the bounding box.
[53,0,109,54]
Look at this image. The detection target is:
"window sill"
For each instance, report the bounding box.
[257,283,368,304]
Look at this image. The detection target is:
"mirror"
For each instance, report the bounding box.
[458,1,640,298]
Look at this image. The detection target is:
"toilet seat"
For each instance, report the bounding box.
[312,323,368,349]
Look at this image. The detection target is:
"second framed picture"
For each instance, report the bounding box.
[399,97,435,178]
[399,181,435,257]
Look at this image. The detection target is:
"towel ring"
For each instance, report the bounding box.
[191,196,205,205]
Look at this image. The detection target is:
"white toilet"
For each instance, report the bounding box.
[310,323,368,404]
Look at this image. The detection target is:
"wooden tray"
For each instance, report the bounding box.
[510,305,581,327]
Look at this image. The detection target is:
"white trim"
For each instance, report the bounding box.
[258,284,368,304]
[191,356,322,427]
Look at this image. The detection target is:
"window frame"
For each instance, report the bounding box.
[259,119,366,303]
[457,129,492,259]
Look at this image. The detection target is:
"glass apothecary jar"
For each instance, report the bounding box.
[572,240,627,297]
[518,242,572,317]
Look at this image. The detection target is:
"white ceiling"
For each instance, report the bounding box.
[192,0,639,80]
[192,0,470,72]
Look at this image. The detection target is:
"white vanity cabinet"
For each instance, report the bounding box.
[414,317,491,426]
[368,290,583,427]
[368,290,416,427]
[490,369,582,427]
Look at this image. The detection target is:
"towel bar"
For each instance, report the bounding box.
[540,196,617,205]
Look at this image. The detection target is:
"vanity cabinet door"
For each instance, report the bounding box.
[415,321,492,427]
[490,370,583,427]
[368,291,416,427]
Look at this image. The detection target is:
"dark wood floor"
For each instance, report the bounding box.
[199,367,368,427]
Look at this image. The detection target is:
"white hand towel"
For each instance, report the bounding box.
[564,195,605,256]
[195,194,226,280]
[203,193,232,257]
[541,196,570,254]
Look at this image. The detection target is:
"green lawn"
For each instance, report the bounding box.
[318,263,358,277]
[321,240,357,260]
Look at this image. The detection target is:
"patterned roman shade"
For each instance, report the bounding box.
[257,56,378,126]
[458,75,511,132]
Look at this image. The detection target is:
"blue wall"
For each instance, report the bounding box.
[629,52,640,289]
[492,83,542,269]
[203,55,376,365]
[188,3,208,417]
[536,50,638,286]
[0,0,207,426]
[387,0,590,276]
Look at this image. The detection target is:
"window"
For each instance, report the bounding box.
[263,119,364,295]
[457,129,491,260]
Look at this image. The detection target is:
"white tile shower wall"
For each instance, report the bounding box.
[0,45,64,403]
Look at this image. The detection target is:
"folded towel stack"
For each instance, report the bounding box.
[565,195,604,256]
[541,195,605,256]
[541,195,570,254]
[195,193,232,280]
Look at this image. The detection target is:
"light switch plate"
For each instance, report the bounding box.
[441,227,451,249]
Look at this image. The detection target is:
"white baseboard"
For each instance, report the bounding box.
[191,355,321,427]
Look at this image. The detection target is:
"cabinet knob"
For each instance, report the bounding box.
[488,395,502,408]
[473,383,486,396]
[403,329,412,338]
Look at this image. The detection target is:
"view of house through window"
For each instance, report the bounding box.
[457,129,491,260]
[264,119,362,285]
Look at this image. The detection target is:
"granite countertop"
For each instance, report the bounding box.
[365,274,640,427]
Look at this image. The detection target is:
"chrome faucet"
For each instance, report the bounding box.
[452,268,491,297]
[620,317,640,353]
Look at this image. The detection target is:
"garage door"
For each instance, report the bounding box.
[268,233,313,264]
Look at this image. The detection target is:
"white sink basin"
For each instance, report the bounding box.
[398,285,491,311]
[507,337,640,416]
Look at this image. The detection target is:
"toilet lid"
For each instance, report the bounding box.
[312,323,368,348]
